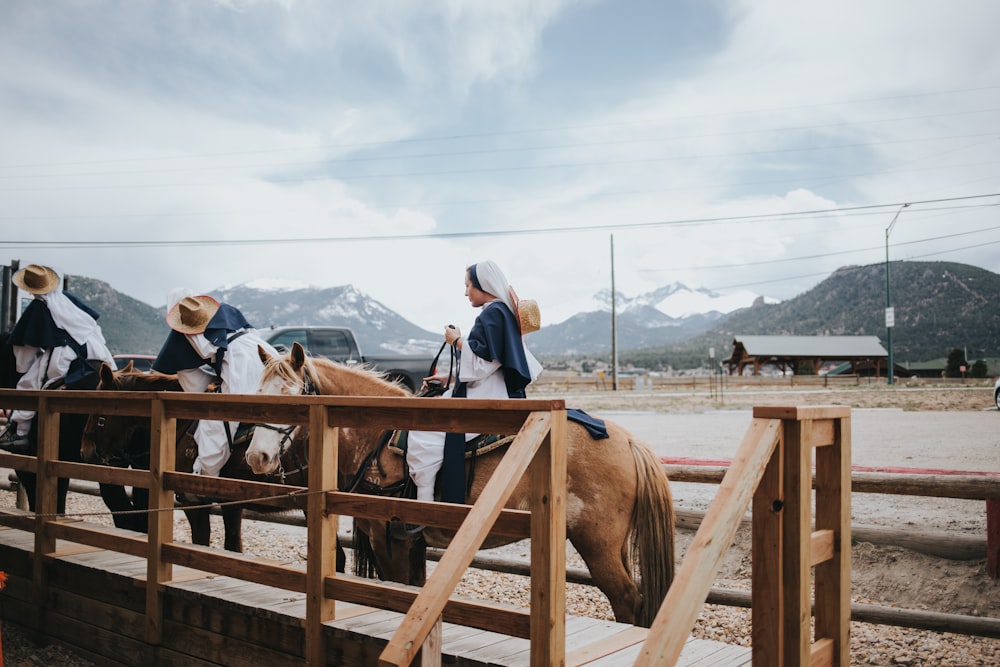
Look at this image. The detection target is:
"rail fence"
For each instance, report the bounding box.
[0,388,851,666]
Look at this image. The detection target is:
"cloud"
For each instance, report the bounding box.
[1,0,998,335]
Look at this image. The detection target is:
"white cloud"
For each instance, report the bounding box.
[1,0,998,334]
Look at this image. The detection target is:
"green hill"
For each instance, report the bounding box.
[620,261,1000,370]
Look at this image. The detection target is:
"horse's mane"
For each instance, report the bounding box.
[113,369,182,392]
[267,352,410,398]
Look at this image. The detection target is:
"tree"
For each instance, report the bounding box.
[945,348,967,378]
[970,359,988,378]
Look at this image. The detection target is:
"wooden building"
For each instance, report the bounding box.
[724,335,888,376]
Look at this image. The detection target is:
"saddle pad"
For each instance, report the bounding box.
[389,431,515,459]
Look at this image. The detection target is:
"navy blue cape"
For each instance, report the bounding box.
[152,304,251,374]
[7,291,98,349]
[463,301,532,398]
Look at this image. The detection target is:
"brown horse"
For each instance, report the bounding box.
[80,363,323,558]
[245,342,675,626]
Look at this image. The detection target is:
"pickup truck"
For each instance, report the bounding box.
[260,326,438,393]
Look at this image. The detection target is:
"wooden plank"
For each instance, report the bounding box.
[566,625,648,665]
[327,573,532,637]
[48,519,148,558]
[636,417,781,666]
[146,397,175,645]
[811,529,835,566]
[814,414,852,665]
[162,541,307,593]
[751,430,783,667]
[782,417,813,665]
[529,408,566,667]
[329,492,531,538]
[306,405,338,666]
[51,459,151,487]
[378,411,552,667]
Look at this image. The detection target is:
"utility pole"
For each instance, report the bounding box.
[884,203,909,385]
[610,234,618,391]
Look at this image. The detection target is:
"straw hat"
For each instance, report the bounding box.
[166,295,221,334]
[516,299,541,334]
[13,264,60,295]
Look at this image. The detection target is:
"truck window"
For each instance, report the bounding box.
[268,329,309,353]
[310,329,354,361]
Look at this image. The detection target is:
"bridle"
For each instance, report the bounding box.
[252,362,322,484]
[82,413,150,469]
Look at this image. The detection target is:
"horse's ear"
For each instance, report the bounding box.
[99,362,116,388]
[258,344,273,365]
[122,360,134,373]
[290,341,307,371]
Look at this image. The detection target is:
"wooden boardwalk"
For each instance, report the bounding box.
[0,525,750,666]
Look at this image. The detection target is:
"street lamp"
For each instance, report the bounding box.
[885,203,909,385]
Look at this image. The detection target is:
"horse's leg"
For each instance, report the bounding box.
[569,529,643,626]
[222,506,243,552]
[131,484,150,533]
[354,518,426,585]
[99,482,149,532]
[184,507,211,546]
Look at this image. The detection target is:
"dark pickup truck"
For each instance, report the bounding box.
[261,326,437,393]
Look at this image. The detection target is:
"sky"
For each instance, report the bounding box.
[2,0,999,336]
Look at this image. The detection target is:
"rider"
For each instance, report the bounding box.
[0,264,115,452]
[152,293,278,481]
[406,260,543,507]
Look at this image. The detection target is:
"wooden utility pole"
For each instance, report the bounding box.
[610,235,618,391]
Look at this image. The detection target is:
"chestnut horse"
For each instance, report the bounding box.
[245,342,675,626]
[80,363,328,559]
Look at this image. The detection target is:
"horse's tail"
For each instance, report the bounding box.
[627,437,675,627]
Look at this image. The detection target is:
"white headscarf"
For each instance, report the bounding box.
[470,260,543,380]
[470,260,516,313]
[40,286,108,347]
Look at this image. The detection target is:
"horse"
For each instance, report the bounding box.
[245,342,675,627]
[1,340,131,522]
[80,363,334,560]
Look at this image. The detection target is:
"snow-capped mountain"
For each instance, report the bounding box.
[205,279,771,358]
[209,281,441,355]
[528,283,772,356]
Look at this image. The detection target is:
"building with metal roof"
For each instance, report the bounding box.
[724,335,888,376]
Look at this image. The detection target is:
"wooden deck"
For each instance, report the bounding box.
[0,525,750,666]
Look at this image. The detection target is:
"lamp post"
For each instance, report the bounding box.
[884,203,909,385]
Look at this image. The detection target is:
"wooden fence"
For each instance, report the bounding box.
[0,388,851,666]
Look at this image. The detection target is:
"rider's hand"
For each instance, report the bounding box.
[422,372,451,389]
[444,325,461,347]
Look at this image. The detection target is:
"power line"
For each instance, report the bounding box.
[2,194,997,249]
[2,84,998,172]
[707,238,1000,292]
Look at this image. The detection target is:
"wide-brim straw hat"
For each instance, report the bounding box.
[166,295,221,335]
[515,299,541,334]
[13,264,60,295]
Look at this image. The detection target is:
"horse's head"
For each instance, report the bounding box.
[81,362,139,463]
[246,342,311,475]
[247,341,410,478]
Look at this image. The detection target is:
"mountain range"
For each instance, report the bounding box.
[44,260,1000,369]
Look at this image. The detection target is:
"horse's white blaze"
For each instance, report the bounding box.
[245,367,302,474]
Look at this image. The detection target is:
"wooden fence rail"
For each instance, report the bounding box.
[0,389,851,666]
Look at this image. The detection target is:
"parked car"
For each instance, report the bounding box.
[113,354,156,373]
[260,326,437,393]
[994,376,1000,410]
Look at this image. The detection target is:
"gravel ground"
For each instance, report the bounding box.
[1,383,998,665]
